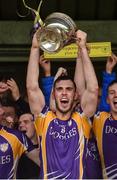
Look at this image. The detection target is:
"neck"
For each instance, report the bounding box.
[31,134,38,145]
[56,110,72,120]
[111,111,117,120]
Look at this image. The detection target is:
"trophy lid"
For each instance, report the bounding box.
[44,12,77,32]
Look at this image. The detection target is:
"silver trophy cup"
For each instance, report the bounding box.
[36,12,77,53]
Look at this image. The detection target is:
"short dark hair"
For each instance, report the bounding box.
[53,75,76,91]
[107,79,117,92]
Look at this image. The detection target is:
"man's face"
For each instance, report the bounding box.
[53,80,76,114]
[18,113,35,139]
[107,83,117,113]
[0,106,16,128]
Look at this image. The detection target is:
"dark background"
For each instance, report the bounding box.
[1,0,117,21]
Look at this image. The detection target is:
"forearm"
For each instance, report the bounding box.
[27,47,40,90]
[74,50,86,96]
[81,47,98,92]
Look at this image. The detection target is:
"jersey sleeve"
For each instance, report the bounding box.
[93,111,109,137]
[34,105,49,136]
[75,108,92,139]
[80,113,92,139]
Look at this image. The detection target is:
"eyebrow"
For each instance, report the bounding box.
[109,89,115,92]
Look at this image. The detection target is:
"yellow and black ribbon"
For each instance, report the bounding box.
[22,0,44,27]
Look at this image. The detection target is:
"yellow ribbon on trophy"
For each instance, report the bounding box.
[22,0,44,26]
[44,42,111,59]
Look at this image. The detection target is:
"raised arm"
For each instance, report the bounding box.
[7,78,30,115]
[74,45,85,97]
[26,32,45,117]
[7,78,20,100]
[75,30,99,117]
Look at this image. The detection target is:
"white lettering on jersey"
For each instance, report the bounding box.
[49,127,77,140]
[0,155,11,164]
[105,125,117,134]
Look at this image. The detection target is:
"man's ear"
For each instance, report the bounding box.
[74,91,79,101]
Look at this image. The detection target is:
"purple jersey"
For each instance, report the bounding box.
[93,111,117,179]
[0,125,35,179]
[34,106,91,179]
[85,135,102,179]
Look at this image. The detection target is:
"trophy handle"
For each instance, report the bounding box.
[63,30,77,46]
